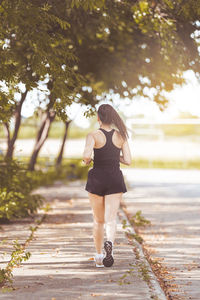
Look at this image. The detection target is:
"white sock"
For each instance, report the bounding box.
[95,253,104,258]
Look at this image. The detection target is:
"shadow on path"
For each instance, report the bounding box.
[0,181,154,300]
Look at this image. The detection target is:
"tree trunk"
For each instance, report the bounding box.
[3,122,10,149]
[5,90,28,159]
[56,120,71,168]
[28,110,56,171]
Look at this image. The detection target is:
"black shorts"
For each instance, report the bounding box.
[85,167,127,196]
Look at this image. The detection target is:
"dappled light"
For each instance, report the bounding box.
[1,0,200,299]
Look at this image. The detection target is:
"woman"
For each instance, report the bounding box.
[83,104,131,268]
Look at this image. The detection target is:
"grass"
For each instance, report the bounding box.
[0,204,50,287]
[1,121,200,139]
[1,151,200,171]
[14,156,88,171]
[127,232,144,244]
[130,158,200,170]
[137,261,151,283]
[8,155,200,170]
[132,123,200,137]
[0,121,93,140]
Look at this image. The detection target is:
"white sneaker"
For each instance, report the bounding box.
[95,253,104,268]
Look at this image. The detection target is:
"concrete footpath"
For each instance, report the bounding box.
[0,181,165,300]
[123,168,200,300]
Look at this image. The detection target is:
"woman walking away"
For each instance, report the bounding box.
[83,104,131,268]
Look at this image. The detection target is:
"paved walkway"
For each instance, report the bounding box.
[0,181,164,300]
[123,168,200,300]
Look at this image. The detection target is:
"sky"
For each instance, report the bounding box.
[20,70,200,128]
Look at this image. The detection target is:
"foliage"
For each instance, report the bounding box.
[122,218,144,243]
[64,160,89,180]
[0,159,43,221]
[127,232,144,244]
[0,157,89,221]
[70,0,105,10]
[137,260,151,283]
[0,88,15,124]
[1,0,200,168]
[0,0,85,123]
[65,0,200,110]
[28,159,89,188]
[0,240,31,286]
[0,0,199,209]
[129,210,151,227]
[1,0,200,123]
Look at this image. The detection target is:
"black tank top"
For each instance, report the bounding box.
[93,128,121,169]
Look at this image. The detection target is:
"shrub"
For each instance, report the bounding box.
[0,159,43,221]
[0,158,89,221]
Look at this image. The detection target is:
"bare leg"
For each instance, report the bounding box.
[104,193,122,244]
[88,192,105,254]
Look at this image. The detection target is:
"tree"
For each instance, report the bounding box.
[1,0,200,165]
[65,0,200,110]
[0,0,84,158]
[56,120,71,168]
[3,89,28,158]
[1,0,200,119]
[28,110,56,171]
[28,80,58,171]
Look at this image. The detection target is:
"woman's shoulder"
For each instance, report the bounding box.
[114,129,125,142]
[86,129,101,138]
[113,129,126,148]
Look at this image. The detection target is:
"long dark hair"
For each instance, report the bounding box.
[97,104,128,140]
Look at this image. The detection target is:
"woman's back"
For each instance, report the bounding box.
[92,128,122,169]
[92,128,124,150]
[85,126,127,196]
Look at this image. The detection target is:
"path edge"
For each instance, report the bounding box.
[118,205,167,300]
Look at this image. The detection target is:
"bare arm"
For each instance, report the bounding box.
[82,133,95,165]
[120,139,132,166]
